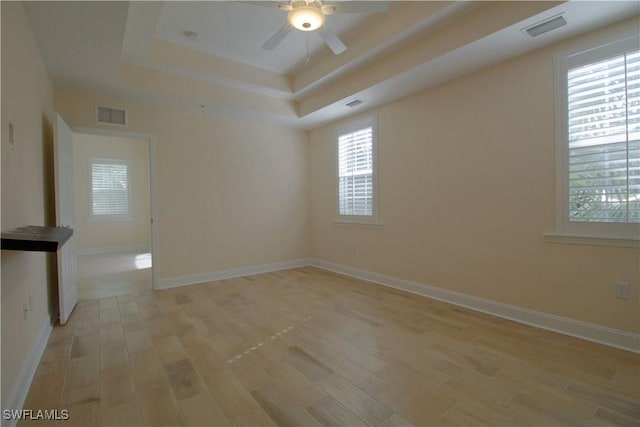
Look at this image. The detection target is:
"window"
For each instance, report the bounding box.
[90,158,131,219]
[555,33,639,240]
[336,116,378,223]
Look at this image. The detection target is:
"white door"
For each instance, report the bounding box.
[54,113,78,324]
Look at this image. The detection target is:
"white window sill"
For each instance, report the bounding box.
[544,233,639,248]
[334,219,384,229]
[88,215,135,223]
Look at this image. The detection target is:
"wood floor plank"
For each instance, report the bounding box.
[154,335,190,365]
[325,353,387,396]
[437,376,529,425]
[100,342,128,371]
[62,383,100,407]
[376,413,416,427]
[230,353,276,392]
[32,339,71,379]
[307,396,368,427]
[563,382,640,421]
[181,335,226,376]
[70,332,99,359]
[137,383,185,427]
[251,387,323,427]
[65,354,99,391]
[316,373,393,426]
[203,369,277,427]
[129,348,169,390]
[267,361,329,408]
[65,401,100,427]
[594,406,640,427]
[146,317,175,340]
[375,388,456,427]
[124,329,153,354]
[286,346,334,381]
[508,391,594,426]
[429,343,501,377]
[100,362,136,409]
[99,307,122,326]
[164,358,208,401]
[178,393,230,426]
[21,371,66,411]
[100,324,125,346]
[100,401,144,427]
[443,401,526,427]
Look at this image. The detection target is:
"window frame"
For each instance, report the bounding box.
[88,157,133,221]
[554,31,640,242]
[335,115,380,225]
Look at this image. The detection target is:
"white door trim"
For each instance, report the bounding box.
[72,127,159,290]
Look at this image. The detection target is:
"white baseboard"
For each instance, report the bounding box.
[309,259,640,354]
[76,244,150,256]
[1,318,53,427]
[157,258,313,290]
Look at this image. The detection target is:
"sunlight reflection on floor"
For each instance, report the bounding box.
[135,252,152,270]
[77,250,152,300]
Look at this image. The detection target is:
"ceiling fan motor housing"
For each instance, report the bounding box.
[288,0,326,31]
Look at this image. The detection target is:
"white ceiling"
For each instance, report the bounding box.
[22,1,640,130]
[155,1,377,74]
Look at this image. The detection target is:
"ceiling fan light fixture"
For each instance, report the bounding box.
[288,6,325,31]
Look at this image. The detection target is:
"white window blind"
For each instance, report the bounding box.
[90,159,130,217]
[338,124,374,217]
[566,47,640,224]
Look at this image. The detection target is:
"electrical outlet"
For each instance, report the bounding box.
[615,282,630,300]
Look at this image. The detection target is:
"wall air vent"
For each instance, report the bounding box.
[346,100,363,108]
[96,106,127,126]
[523,15,567,38]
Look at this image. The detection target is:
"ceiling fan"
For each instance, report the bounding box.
[257,1,388,55]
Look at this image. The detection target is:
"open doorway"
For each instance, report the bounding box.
[71,132,154,300]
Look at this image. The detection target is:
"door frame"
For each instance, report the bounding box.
[73,126,159,290]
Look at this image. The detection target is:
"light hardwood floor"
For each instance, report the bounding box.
[21,267,639,426]
[77,252,152,301]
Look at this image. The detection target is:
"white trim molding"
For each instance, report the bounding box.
[157,258,312,290]
[544,233,639,248]
[2,319,53,427]
[309,259,640,354]
[75,244,150,256]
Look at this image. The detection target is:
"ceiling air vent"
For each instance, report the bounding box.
[96,106,127,126]
[523,15,567,38]
[346,100,363,108]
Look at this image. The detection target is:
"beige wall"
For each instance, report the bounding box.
[1,2,56,407]
[309,19,640,334]
[55,92,309,280]
[72,133,150,251]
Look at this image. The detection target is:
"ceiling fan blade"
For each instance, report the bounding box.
[261,23,293,50]
[318,26,347,54]
[322,1,388,15]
